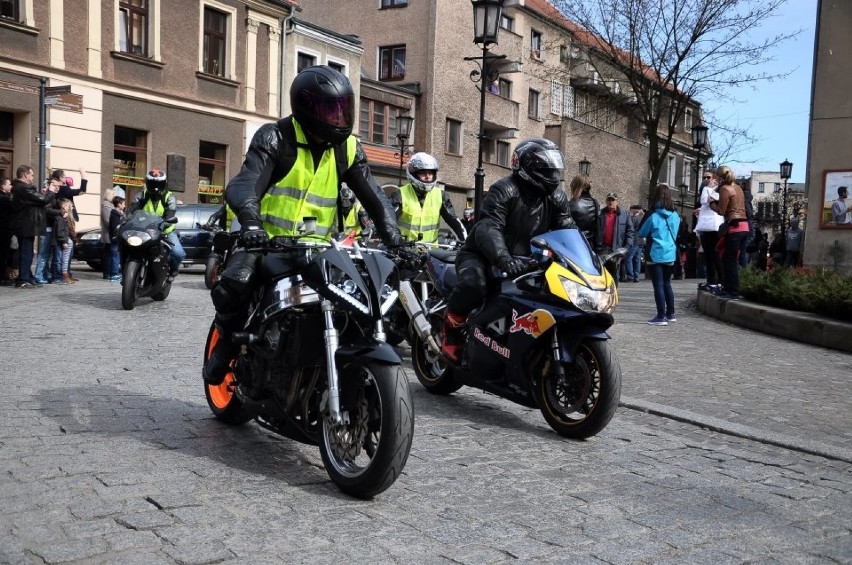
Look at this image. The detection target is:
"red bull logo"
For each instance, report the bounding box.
[509,308,556,338]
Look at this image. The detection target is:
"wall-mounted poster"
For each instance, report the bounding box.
[822,170,852,228]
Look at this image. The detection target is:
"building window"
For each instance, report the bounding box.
[758,182,765,193]
[379,45,406,80]
[0,0,19,20]
[560,45,571,64]
[667,154,676,184]
[327,61,345,74]
[359,98,404,146]
[684,108,693,132]
[297,52,316,73]
[774,182,781,193]
[528,89,540,119]
[381,0,407,7]
[498,78,511,98]
[198,141,227,204]
[446,119,462,155]
[500,14,514,32]
[496,141,510,167]
[531,30,542,60]
[202,7,227,76]
[119,0,149,56]
[113,126,148,201]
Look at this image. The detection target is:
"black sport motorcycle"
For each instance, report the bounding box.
[202,224,236,290]
[117,210,178,311]
[202,236,414,498]
[404,228,622,439]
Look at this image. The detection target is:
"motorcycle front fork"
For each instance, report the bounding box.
[321,300,346,426]
[398,279,441,354]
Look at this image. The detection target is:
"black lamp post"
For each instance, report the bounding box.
[678,183,688,216]
[467,0,506,218]
[395,113,414,185]
[780,158,793,245]
[579,157,591,176]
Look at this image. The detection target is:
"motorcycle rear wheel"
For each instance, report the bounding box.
[121,259,143,311]
[319,363,413,499]
[203,323,252,426]
[534,339,621,439]
[204,254,221,290]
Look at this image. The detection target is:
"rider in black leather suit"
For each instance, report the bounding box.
[204,66,403,385]
[441,138,576,362]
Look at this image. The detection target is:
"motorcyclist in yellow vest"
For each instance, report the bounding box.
[390,152,466,244]
[126,169,186,278]
[204,66,405,385]
[337,183,371,239]
[204,204,239,233]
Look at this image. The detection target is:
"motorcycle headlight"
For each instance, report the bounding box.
[124,230,152,247]
[559,276,617,313]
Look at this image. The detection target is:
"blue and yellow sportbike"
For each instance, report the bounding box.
[403,228,623,439]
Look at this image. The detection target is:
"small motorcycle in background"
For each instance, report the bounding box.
[202,224,237,290]
[116,210,178,310]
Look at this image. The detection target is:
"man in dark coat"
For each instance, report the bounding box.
[596,192,634,281]
[11,165,59,288]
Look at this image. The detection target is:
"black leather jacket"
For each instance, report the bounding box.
[464,175,576,264]
[568,192,600,249]
[224,117,401,246]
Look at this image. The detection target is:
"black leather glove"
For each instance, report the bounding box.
[390,246,423,271]
[498,256,526,278]
[240,220,268,249]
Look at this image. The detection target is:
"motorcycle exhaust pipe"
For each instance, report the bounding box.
[399,280,441,354]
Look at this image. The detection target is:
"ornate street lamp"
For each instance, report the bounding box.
[579,157,591,176]
[690,123,710,213]
[467,0,506,218]
[395,113,414,185]
[780,158,793,246]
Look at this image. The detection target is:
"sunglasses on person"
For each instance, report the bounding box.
[703,175,712,180]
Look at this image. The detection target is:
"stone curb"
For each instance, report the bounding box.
[696,290,852,353]
[621,396,852,464]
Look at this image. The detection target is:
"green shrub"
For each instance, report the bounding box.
[740,267,852,322]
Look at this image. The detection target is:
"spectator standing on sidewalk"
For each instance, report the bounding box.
[106,194,126,282]
[11,165,59,288]
[54,168,88,222]
[568,174,600,250]
[693,170,724,291]
[0,176,15,285]
[49,199,71,285]
[100,186,116,280]
[638,184,680,326]
[784,218,804,268]
[625,205,644,282]
[708,165,749,299]
[596,192,634,282]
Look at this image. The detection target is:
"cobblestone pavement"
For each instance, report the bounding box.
[0,269,849,564]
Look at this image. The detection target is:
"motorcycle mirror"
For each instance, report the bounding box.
[531,237,548,250]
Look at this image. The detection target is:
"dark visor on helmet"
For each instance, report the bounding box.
[530,149,565,171]
[313,94,354,128]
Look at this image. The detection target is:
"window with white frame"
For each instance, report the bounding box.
[446,119,462,155]
[119,0,149,55]
[682,159,692,190]
[774,182,781,193]
[500,14,514,32]
[528,89,540,119]
[496,141,510,167]
[381,0,407,7]
[530,30,542,59]
[667,154,676,184]
[327,60,346,74]
[0,0,19,20]
[684,108,693,132]
[202,7,227,76]
[498,78,511,98]
[297,52,316,73]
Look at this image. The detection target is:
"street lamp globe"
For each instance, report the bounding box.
[472,0,504,46]
[579,157,591,176]
[780,159,793,180]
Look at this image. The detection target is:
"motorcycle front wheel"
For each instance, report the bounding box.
[121,259,143,311]
[203,323,252,426]
[204,254,221,290]
[411,314,462,395]
[533,339,621,439]
[319,362,413,499]
[152,280,171,301]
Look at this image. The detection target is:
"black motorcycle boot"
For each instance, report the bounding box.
[440,310,466,363]
[203,330,240,385]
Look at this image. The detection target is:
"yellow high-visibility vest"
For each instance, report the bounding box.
[142,191,176,234]
[397,182,442,243]
[260,119,356,240]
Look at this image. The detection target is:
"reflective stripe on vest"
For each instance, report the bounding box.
[225,205,235,231]
[142,191,175,234]
[397,183,442,243]
[260,120,356,240]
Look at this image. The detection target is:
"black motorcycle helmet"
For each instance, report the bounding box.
[511,138,565,196]
[145,169,168,197]
[290,66,355,146]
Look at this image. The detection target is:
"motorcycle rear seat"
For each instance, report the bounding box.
[429,249,456,263]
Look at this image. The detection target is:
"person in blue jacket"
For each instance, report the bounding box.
[638,183,681,326]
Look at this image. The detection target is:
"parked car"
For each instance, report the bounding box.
[75,203,221,271]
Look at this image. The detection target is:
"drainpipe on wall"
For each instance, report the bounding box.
[279,12,295,118]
